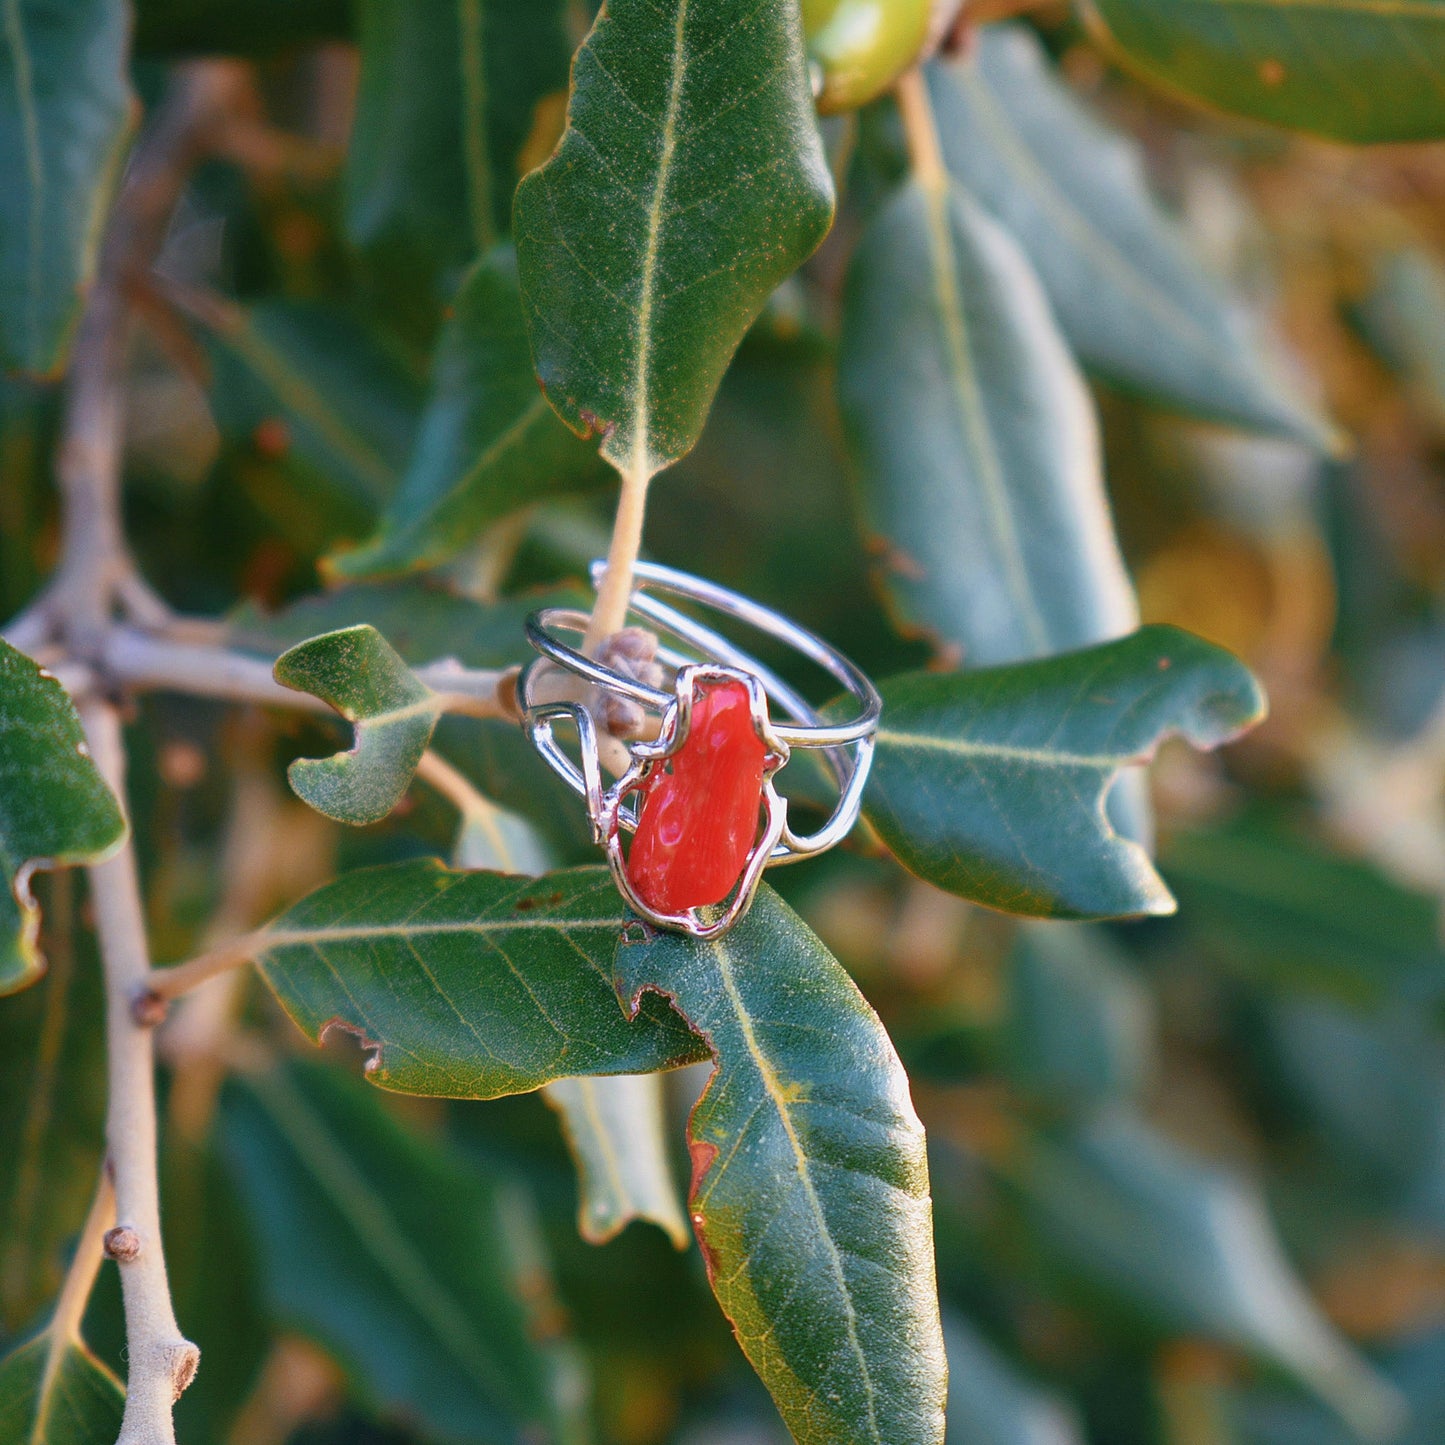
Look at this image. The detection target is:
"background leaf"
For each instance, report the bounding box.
[1007,1109,1404,1439]
[839,174,1137,667]
[1080,0,1445,143]
[864,627,1266,918]
[274,624,442,825]
[0,0,132,374]
[253,861,709,1097]
[616,887,948,1445]
[220,1058,584,1445]
[328,247,606,581]
[0,1330,124,1444]
[925,32,1329,446]
[0,891,106,1335]
[514,0,834,477]
[943,1313,1085,1445]
[345,0,572,275]
[0,640,125,994]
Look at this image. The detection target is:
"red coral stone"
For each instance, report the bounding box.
[626,680,769,914]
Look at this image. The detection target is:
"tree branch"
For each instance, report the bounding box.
[81,700,199,1444]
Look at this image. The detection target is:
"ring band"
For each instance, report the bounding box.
[519,562,880,937]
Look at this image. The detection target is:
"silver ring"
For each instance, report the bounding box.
[519,562,880,937]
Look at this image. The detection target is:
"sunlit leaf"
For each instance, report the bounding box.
[864,627,1266,919]
[327,247,606,581]
[1080,0,1445,143]
[252,861,708,1097]
[220,1058,586,1444]
[0,0,132,375]
[0,640,125,995]
[616,887,948,1445]
[274,625,441,826]
[839,174,1136,667]
[514,0,834,479]
[925,32,1330,447]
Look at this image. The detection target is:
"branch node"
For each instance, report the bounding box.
[104,1225,142,1263]
[167,1342,201,1399]
[132,986,169,1028]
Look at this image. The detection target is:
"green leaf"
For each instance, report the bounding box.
[205,299,423,517]
[1008,1109,1404,1440]
[327,247,606,581]
[543,1075,689,1248]
[924,34,1331,447]
[1003,924,1155,1110]
[864,626,1267,919]
[943,1313,1085,1445]
[1358,247,1445,437]
[615,886,947,1445]
[0,900,106,1333]
[274,625,441,826]
[1079,0,1445,144]
[252,860,708,1097]
[219,1058,586,1445]
[0,640,126,994]
[514,0,834,479]
[0,1330,124,1444]
[345,0,572,272]
[0,0,132,375]
[838,175,1137,667]
[1162,811,1445,1005]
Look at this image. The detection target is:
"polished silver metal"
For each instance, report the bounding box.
[519,561,880,936]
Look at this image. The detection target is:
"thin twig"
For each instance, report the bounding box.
[414,748,495,819]
[141,929,270,1010]
[583,458,653,652]
[99,625,512,719]
[81,700,199,1443]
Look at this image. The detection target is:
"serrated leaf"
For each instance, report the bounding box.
[839,174,1136,668]
[864,626,1266,919]
[229,581,595,856]
[252,860,708,1097]
[0,0,132,375]
[514,0,834,479]
[346,0,571,271]
[0,1330,124,1444]
[328,247,606,581]
[0,640,125,994]
[1008,1109,1404,1440]
[943,1314,1084,1445]
[0,906,106,1333]
[543,1075,689,1249]
[274,625,441,826]
[925,34,1330,447]
[616,887,947,1445]
[219,1058,584,1445]
[1080,0,1445,144]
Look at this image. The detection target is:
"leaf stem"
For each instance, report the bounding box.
[582,458,652,654]
[894,68,948,194]
[80,699,200,1444]
[47,1169,114,1350]
[141,929,271,1009]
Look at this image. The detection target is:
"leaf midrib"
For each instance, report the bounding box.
[712,939,883,1444]
[875,725,1122,770]
[263,915,632,950]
